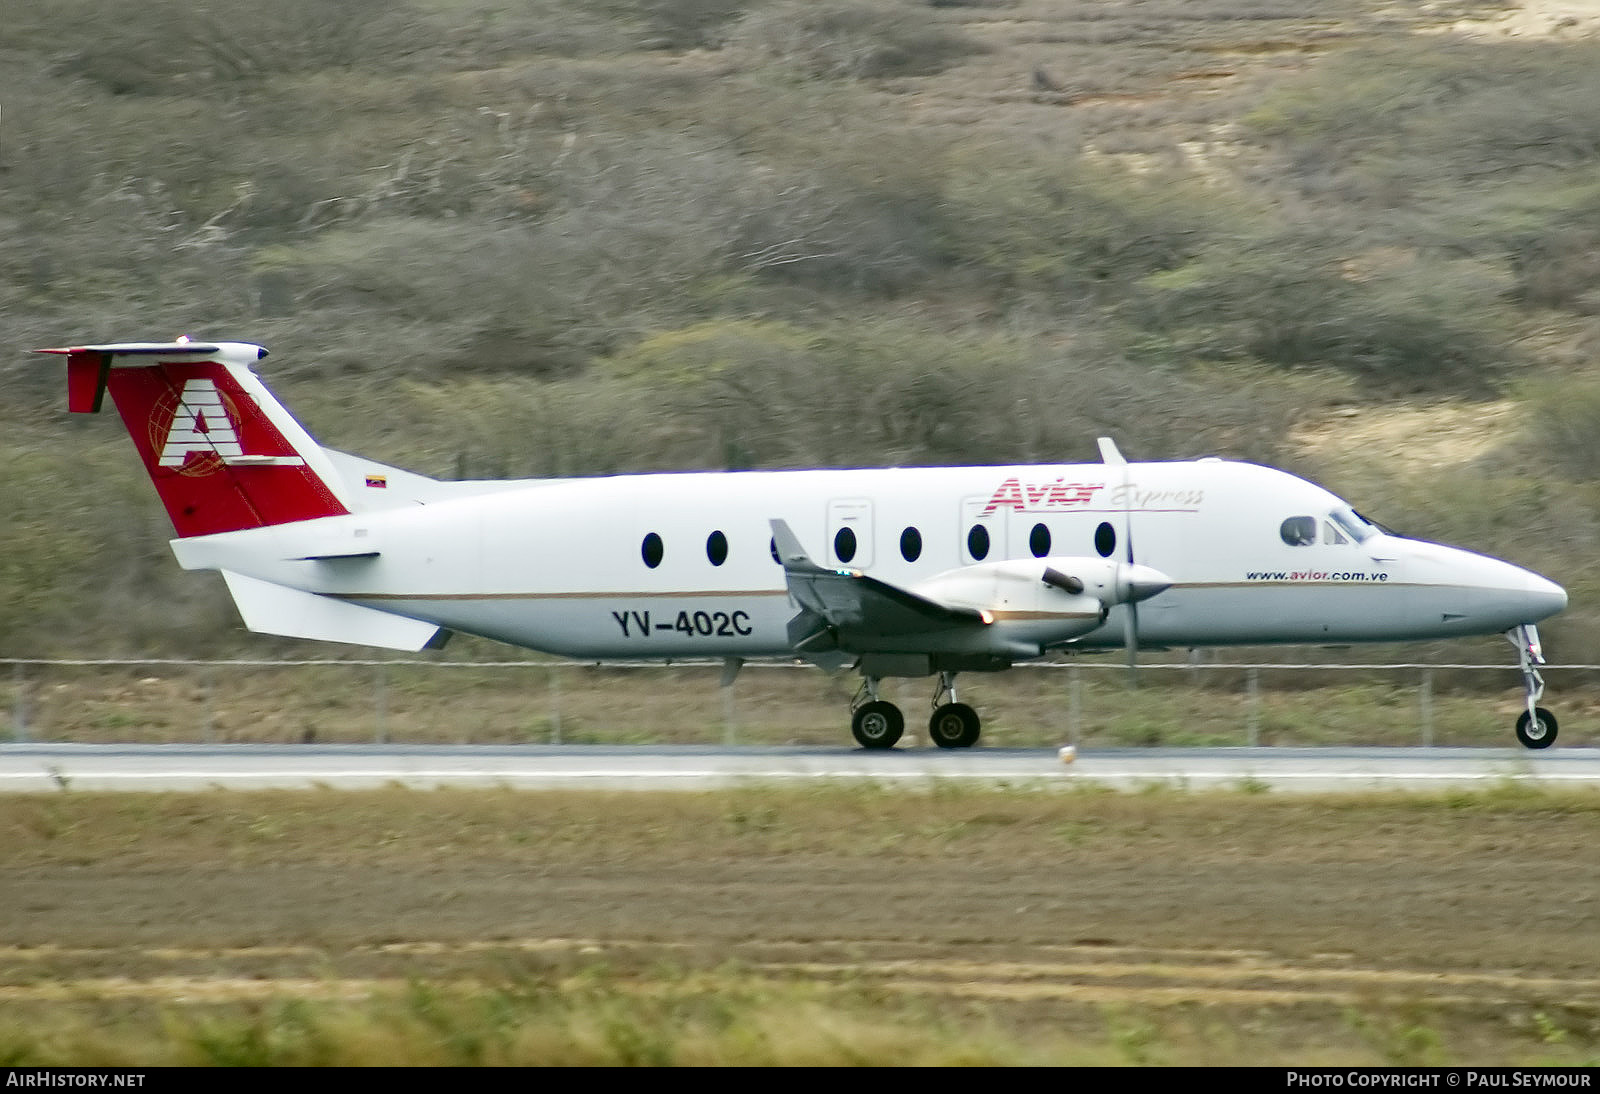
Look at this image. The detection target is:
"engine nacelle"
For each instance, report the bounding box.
[1040,556,1173,607]
[912,556,1172,616]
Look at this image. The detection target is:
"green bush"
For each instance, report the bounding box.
[45,0,431,92]
[1132,235,1512,393]
[1246,39,1600,207]
[1522,379,1600,481]
[939,153,1230,300]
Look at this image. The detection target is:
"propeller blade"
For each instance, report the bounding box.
[1121,453,1138,686]
[1097,436,1143,686]
[1123,599,1139,685]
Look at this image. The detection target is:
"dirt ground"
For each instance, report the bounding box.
[2,787,1598,1063]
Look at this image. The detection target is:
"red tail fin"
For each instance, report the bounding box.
[40,342,351,537]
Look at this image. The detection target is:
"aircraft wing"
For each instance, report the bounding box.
[769,519,986,655]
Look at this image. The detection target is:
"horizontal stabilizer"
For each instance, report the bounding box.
[220,570,443,651]
[39,342,227,355]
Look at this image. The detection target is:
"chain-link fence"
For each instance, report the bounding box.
[5,657,1593,749]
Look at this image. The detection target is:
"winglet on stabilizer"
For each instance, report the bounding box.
[37,342,247,414]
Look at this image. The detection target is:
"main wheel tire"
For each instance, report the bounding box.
[1516,707,1558,750]
[852,700,904,749]
[929,702,981,749]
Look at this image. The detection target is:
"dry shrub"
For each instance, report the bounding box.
[732,0,984,79]
[47,0,430,93]
[1513,229,1600,315]
[637,0,763,49]
[1524,378,1600,481]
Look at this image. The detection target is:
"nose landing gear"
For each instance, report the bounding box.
[1509,624,1558,750]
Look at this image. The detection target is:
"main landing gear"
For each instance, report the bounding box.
[850,673,982,750]
[928,672,981,749]
[850,679,904,749]
[1509,623,1558,750]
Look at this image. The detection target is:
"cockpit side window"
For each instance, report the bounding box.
[1329,506,1377,543]
[1356,509,1398,537]
[1324,521,1349,546]
[1280,516,1317,546]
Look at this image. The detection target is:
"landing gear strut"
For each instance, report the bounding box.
[928,672,981,749]
[1508,624,1558,750]
[847,673,984,749]
[850,677,903,749]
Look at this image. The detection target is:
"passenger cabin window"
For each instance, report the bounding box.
[642,532,665,568]
[835,526,858,564]
[967,524,990,561]
[1094,521,1116,559]
[707,530,728,566]
[1029,523,1051,558]
[900,526,922,562]
[1280,516,1316,547]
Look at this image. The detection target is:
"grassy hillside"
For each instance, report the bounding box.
[2,0,1598,660]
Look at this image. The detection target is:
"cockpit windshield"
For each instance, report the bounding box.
[1328,506,1378,543]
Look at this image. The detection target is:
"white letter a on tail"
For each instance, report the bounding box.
[159,379,243,466]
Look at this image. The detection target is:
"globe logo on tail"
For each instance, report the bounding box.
[147,377,303,475]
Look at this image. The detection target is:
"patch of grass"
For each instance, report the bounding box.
[2,970,1591,1065]
[9,783,1600,871]
[1342,1004,1447,1067]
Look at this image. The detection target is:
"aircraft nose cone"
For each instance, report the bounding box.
[1121,564,1174,604]
[1525,572,1568,622]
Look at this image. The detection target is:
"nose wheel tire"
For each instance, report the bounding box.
[852,701,904,749]
[1515,707,1558,750]
[929,702,981,749]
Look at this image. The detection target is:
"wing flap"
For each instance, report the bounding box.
[769,519,987,642]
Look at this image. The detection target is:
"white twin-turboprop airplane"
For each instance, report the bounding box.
[39,340,1570,749]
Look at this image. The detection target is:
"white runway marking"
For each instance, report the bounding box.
[2,744,1598,793]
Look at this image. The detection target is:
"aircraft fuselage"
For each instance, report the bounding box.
[171,459,1565,664]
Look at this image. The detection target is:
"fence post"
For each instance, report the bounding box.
[1069,663,1082,746]
[374,660,387,744]
[720,657,743,746]
[201,666,214,743]
[1247,666,1260,747]
[11,662,27,743]
[1420,668,1434,748]
[548,663,562,744]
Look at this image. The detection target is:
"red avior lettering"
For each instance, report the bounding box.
[983,478,1026,513]
[984,478,1105,513]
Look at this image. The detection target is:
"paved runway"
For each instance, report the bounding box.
[2,743,1599,792]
